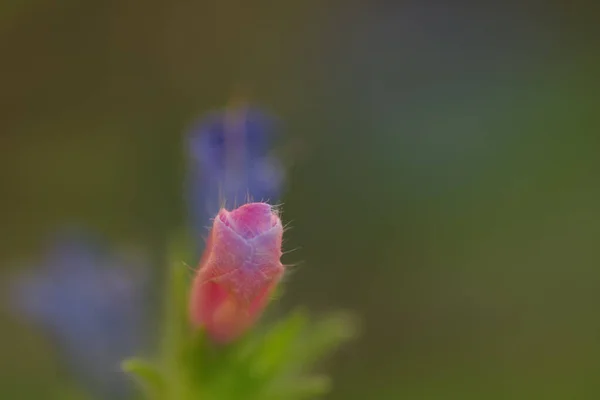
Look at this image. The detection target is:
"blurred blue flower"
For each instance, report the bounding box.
[9,228,148,400]
[188,105,286,241]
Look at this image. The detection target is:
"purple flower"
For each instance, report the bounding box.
[187,105,286,242]
[8,228,148,399]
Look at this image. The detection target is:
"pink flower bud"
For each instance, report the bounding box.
[189,202,285,342]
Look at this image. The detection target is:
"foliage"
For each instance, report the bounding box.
[123,237,357,400]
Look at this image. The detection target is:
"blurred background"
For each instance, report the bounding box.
[1,1,600,399]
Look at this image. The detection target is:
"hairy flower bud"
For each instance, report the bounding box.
[189,202,284,342]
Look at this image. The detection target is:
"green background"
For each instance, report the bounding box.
[1,2,599,399]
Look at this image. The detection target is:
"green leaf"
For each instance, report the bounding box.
[251,308,310,377]
[161,232,193,362]
[269,282,285,301]
[292,311,359,370]
[159,232,197,400]
[121,358,166,398]
[241,309,359,400]
[121,232,359,400]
